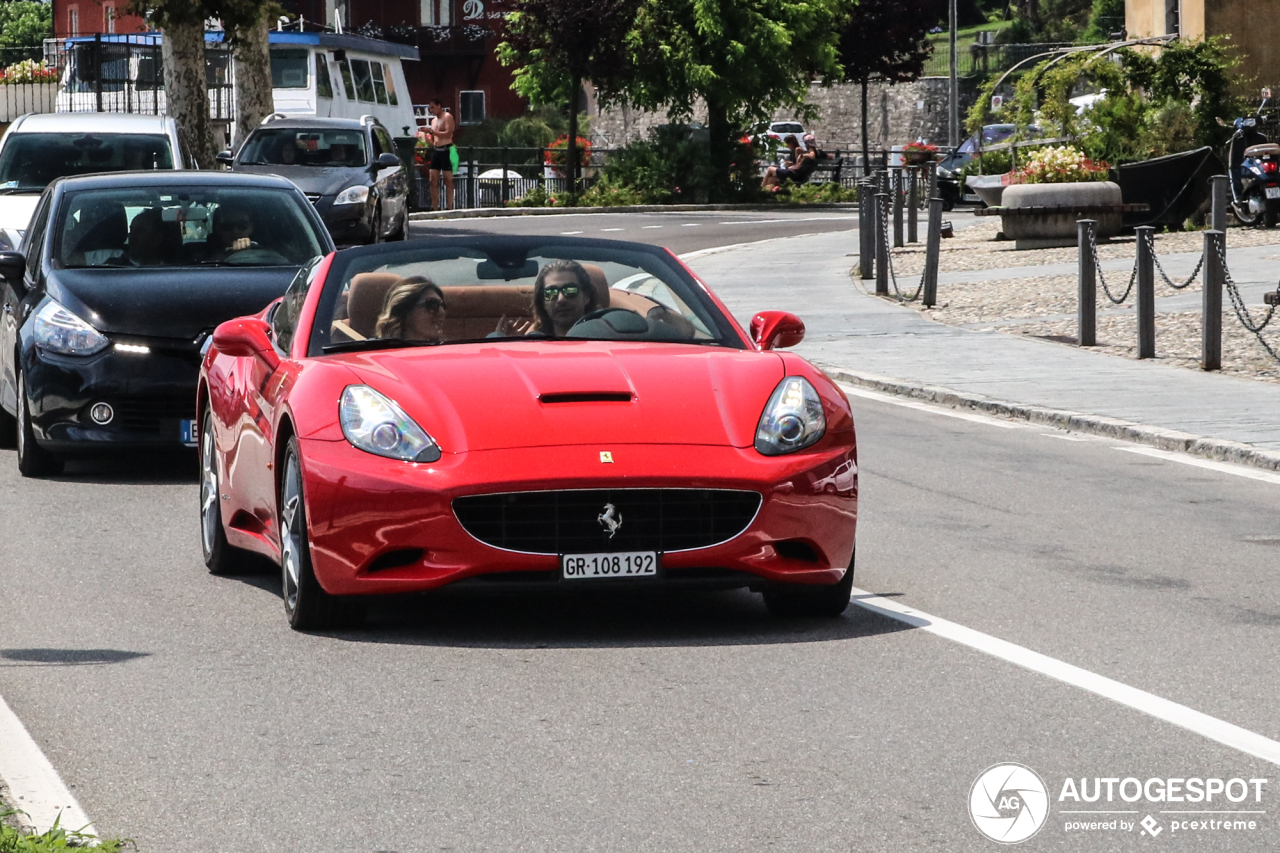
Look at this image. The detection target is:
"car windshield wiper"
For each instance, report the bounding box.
[0,187,34,195]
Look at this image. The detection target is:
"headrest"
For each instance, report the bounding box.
[579,263,610,309]
[346,272,403,338]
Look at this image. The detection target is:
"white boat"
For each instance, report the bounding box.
[55,31,419,143]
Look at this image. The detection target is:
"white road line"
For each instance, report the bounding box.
[0,693,97,836]
[600,228,624,232]
[1044,433,1090,442]
[1113,446,1280,485]
[851,588,1280,767]
[681,223,700,227]
[642,225,663,229]
[719,216,853,225]
[837,383,1023,429]
[560,230,583,235]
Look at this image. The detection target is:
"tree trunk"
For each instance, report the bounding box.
[567,74,580,196]
[162,17,217,168]
[706,99,730,203]
[860,77,870,177]
[233,13,274,148]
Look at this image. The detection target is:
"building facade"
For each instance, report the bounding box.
[50,0,525,127]
[1126,0,1279,92]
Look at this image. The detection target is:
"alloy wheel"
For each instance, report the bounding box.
[280,450,303,614]
[200,415,220,559]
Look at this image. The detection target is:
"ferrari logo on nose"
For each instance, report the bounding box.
[598,503,622,538]
[600,451,613,463]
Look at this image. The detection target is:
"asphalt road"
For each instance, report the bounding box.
[1,213,1278,851]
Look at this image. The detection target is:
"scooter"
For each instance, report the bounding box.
[1226,89,1280,227]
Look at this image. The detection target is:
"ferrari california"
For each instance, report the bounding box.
[198,237,858,628]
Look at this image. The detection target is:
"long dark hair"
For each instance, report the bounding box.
[532,259,597,336]
[375,276,445,339]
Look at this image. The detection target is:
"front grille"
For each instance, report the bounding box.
[108,395,194,433]
[453,489,762,555]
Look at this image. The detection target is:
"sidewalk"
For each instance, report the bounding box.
[685,228,1280,470]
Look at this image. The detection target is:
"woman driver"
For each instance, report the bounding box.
[375,277,448,344]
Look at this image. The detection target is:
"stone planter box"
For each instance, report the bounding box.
[0,83,58,122]
[979,181,1138,250]
[965,173,1008,207]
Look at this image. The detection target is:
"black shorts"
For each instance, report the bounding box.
[430,145,453,172]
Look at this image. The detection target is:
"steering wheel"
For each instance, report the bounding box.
[221,246,290,265]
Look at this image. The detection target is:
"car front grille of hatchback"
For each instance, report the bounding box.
[452,488,762,555]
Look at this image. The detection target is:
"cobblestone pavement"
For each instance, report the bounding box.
[882,217,1280,384]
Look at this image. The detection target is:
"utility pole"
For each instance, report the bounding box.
[948,0,959,149]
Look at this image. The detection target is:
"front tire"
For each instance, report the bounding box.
[16,370,61,477]
[200,408,254,575]
[279,436,362,630]
[763,549,856,618]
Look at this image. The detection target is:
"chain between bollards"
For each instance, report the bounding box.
[1077,219,1096,347]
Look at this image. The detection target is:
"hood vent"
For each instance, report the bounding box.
[539,392,633,404]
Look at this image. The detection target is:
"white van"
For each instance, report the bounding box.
[0,112,186,246]
[56,32,418,145]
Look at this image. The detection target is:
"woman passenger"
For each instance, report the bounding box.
[375,276,448,344]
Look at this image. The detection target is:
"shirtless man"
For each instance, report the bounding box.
[424,99,456,211]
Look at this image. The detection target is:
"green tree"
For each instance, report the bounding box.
[624,0,852,201]
[838,0,935,172]
[0,1,54,55]
[499,0,642,194]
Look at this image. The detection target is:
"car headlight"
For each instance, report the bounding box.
[33,301,109,356]
[339,384,441,462]
[936,166,954,179]
[333,185,370,205]
[755,377,826,456]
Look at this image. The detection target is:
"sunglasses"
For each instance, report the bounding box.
[542,284,581,301]
[413,297,446,314]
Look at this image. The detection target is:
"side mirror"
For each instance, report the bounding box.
[212,317,279,367]
[376,152,403,169]
[750,311,805,350]
[215,150,234,166]
[0,250,25,285]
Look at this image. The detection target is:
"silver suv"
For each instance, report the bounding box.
[0,112,187,247]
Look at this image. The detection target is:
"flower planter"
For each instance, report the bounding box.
[998,181,1123,249]
[902,150,934,166]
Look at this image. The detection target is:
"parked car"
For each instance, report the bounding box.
[0,112,188,248]
[224,115,410,246]
[936,123,1044,208]
[0,171,334,476]
[198,236,859,629]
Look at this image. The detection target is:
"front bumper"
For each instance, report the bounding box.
[287,439,858,596]
[314,195,373,244]
[25,340,201,452]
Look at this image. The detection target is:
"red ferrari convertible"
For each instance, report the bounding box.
[198,236,858,629]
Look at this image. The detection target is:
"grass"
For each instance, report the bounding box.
[922,19,1014,76]
[0,811,131,852]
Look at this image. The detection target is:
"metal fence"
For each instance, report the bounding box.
[920,41,1077,78]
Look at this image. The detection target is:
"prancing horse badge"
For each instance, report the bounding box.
[600,451,614,463]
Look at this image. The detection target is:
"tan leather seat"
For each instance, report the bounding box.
[579,263,611,310]
[1245,143,1280,158]
[440,285,535,339]
[345,272,402,338]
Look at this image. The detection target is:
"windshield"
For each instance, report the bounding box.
[312,244,744,355]
[0,133,173,192]
[55,185,325,268]
[771,123,804,134]
[238,128,368,167]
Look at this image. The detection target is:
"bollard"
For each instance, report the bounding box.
[892,167,904,248]
[1203,230,1224,370]
[1211,174,1230,233]
[859,182,874,280]
[922,197,943,307]
[927,160,938,201]
[1136,226,1155,359]
[907,166,919,243]
[1077,220,1097,346]
[875,192,889,295]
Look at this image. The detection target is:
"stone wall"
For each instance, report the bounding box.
[588,77,979,155]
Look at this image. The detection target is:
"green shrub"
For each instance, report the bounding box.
[0,811,130,851]
[772,181,859,203]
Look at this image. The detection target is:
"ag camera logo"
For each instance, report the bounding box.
[970,763,1050,844]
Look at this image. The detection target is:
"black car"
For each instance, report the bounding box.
[0,171,334,476]
[223,116,410,246]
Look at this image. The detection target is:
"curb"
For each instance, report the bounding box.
[409,202,858,221]
[823,366,1280,473]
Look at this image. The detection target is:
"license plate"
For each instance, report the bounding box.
[179,419,196,447]
[562,551,658,580]
[1266,186,1280,200]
